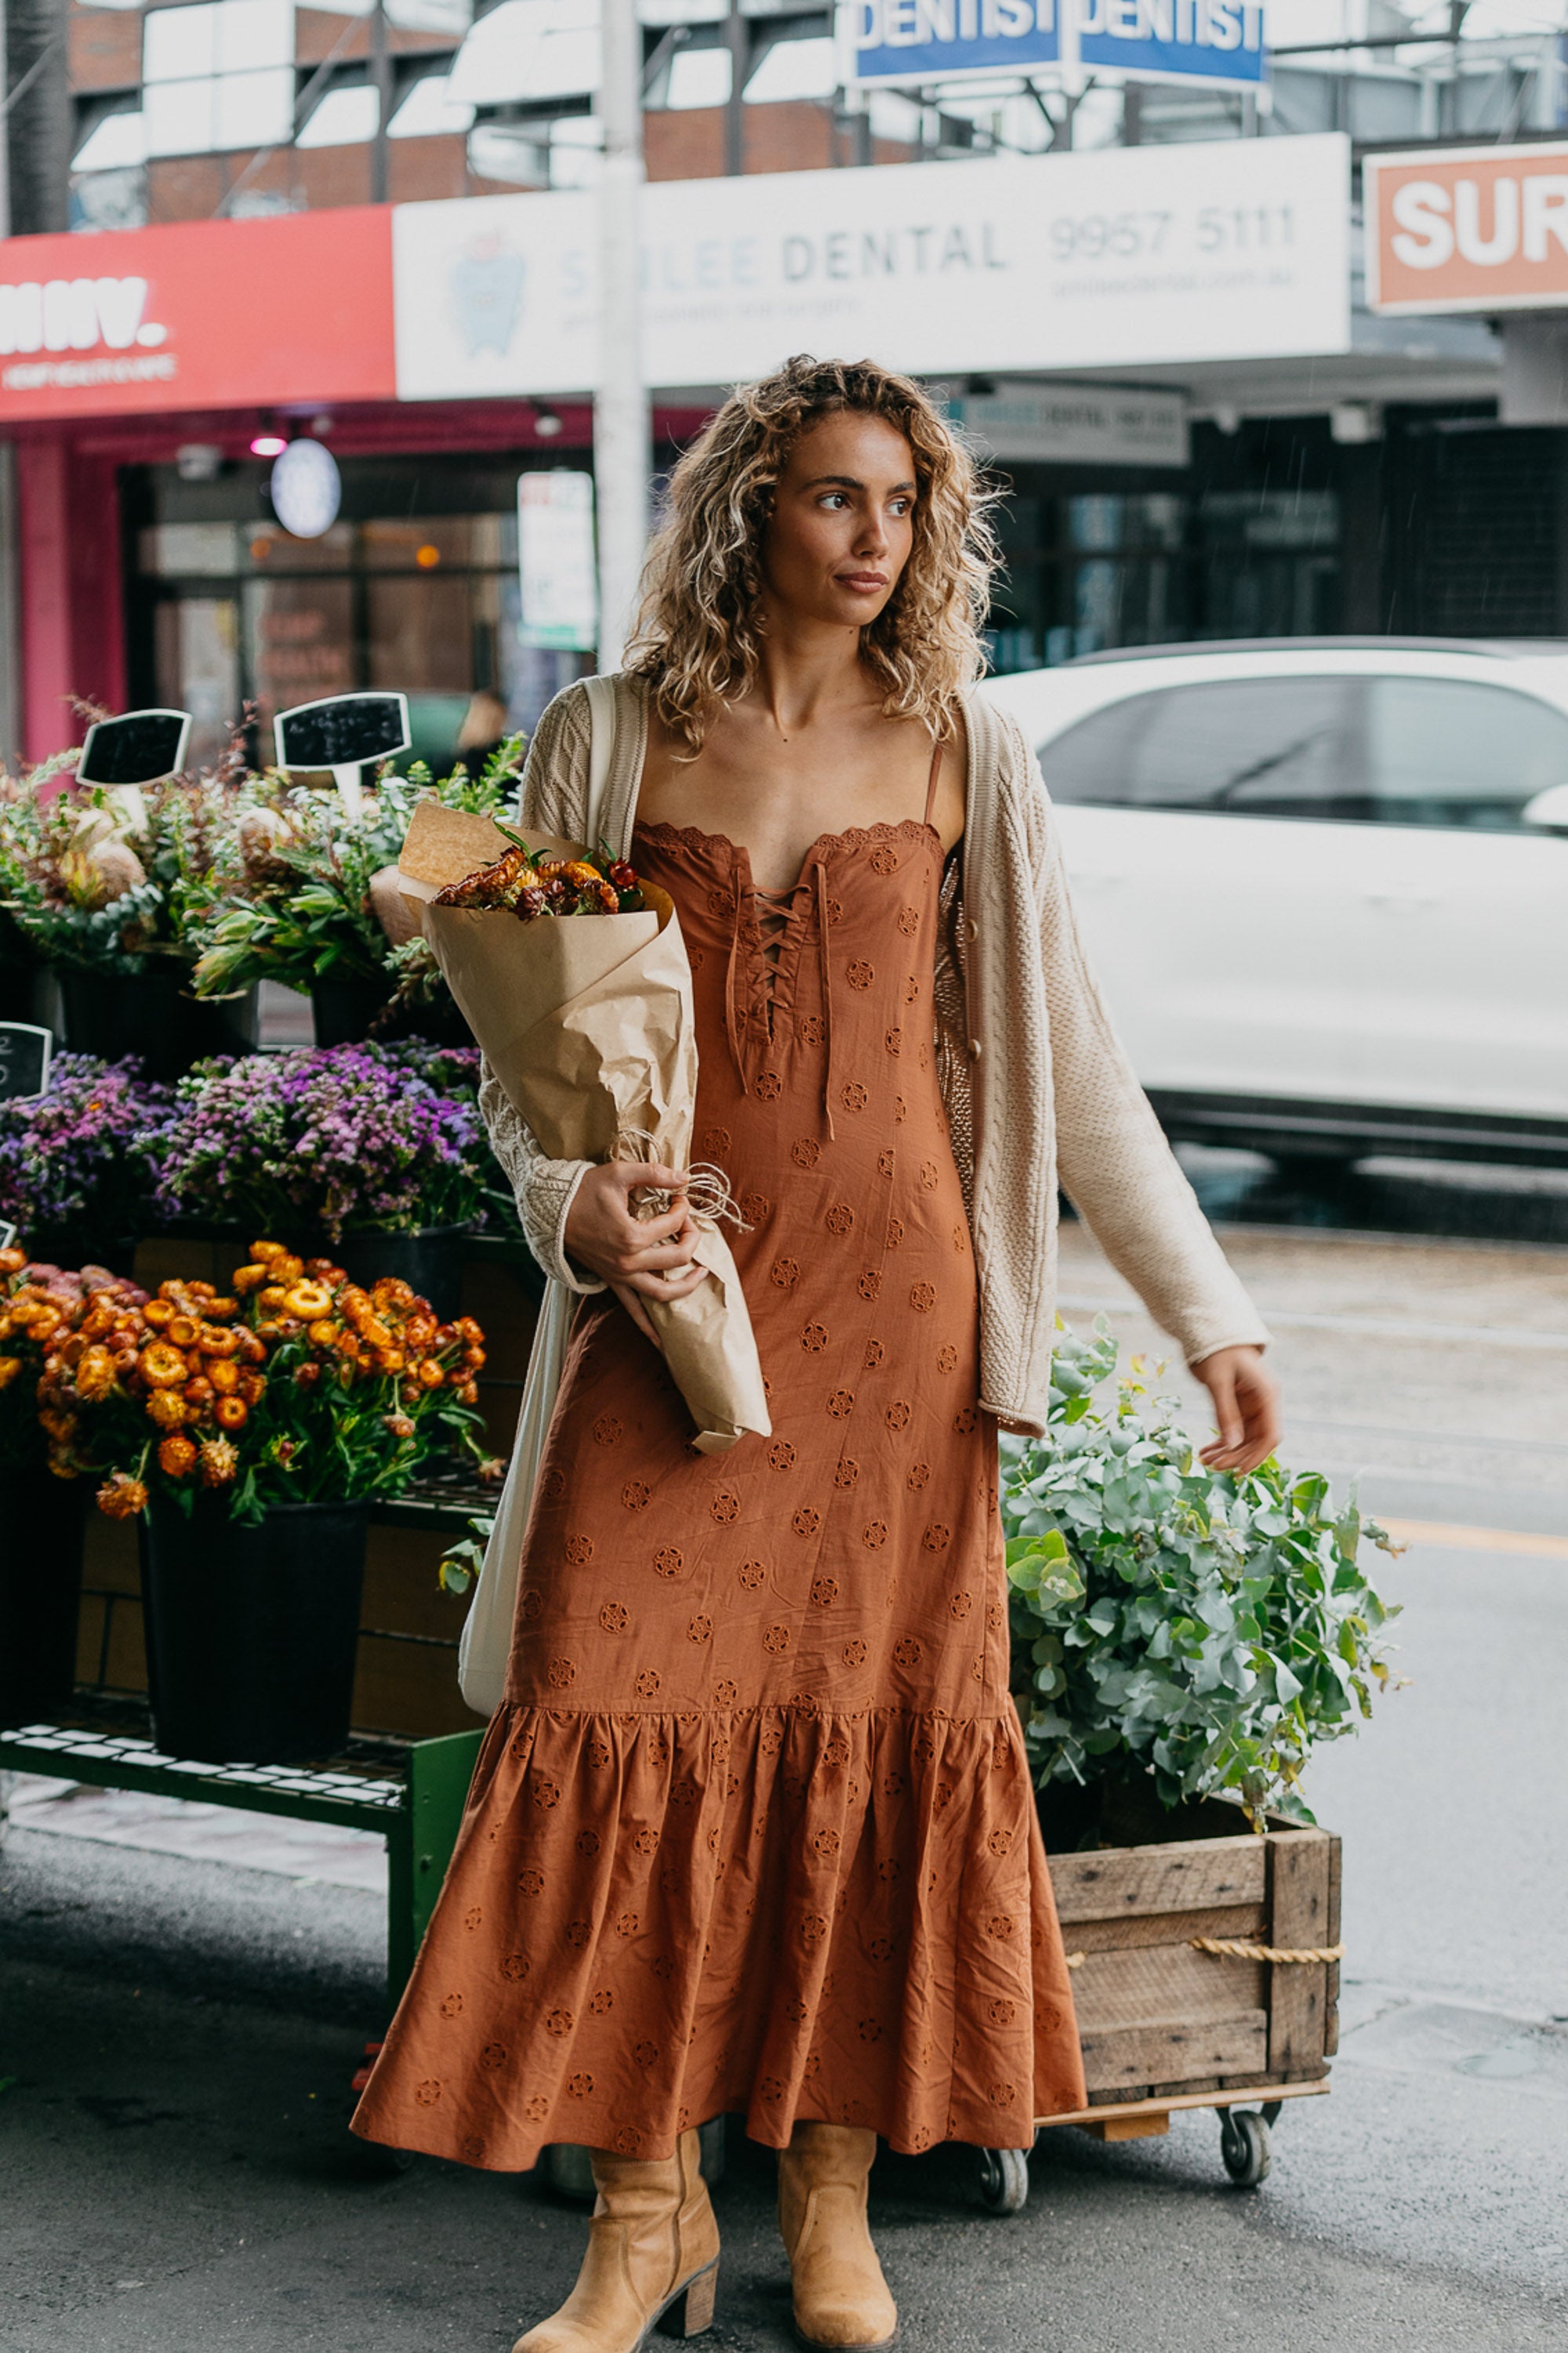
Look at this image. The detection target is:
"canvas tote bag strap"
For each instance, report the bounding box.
[457,1280,572,1716]
[456,678,620,1716]
[583,671,619,855]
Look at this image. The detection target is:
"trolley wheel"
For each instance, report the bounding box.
[1219,2108,1271,2189]
[978,2146,1030,2214]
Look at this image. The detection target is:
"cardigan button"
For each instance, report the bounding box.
[964,917,980,942]
[969,1040,983,1059]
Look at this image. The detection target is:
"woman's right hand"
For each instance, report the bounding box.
[564,1162,707,1344]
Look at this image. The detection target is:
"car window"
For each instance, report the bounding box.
[1044,676,1364,817]
[1366,676,1568,830]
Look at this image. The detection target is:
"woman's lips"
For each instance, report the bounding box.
[838,572,888,592]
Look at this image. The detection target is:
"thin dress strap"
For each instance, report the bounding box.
[922,735,944,831]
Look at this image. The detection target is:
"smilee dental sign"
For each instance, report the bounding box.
[1367,143,1568,315]
[844,0,1267,93]
[392,135,1348,400]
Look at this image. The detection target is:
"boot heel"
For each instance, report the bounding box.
[663,2259,718,2337]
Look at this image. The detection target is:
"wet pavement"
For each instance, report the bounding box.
[4,1151,1566,2351]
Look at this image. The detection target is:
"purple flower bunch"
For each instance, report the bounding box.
[0,1055,172,1250]
[154,1044,492,1241]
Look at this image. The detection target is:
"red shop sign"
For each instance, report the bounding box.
[0,206,395,421]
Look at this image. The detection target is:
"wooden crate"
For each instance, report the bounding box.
[1041,1785,1339,2133]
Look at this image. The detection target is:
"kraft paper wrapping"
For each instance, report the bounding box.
[397,801,770,1454]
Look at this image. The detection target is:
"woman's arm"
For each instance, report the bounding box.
[476,687,605,1292]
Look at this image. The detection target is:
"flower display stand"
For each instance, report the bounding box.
[0,1698,483,2006]
[978,1789,1339,2212]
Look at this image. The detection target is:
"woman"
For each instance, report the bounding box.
[354,357,1278,2352]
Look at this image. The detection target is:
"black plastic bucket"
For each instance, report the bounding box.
[57,968,257,1081]
[140,1493,368,1763]
[0,1469,90,1727]
[311,978,472,1051]
[328,1226,469,1322]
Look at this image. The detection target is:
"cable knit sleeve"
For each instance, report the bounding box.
[1014,717,1270,1367]
[478,684,606,1295]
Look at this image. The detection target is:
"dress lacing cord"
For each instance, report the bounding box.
[815,857,836,1142]
[722,866,747,1092]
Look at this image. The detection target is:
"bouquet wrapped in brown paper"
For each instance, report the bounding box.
[397,800,769,1453]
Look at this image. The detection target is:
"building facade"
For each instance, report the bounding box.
[2,2,1566,764]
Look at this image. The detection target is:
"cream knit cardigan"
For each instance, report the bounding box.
[481,672,1268,1436]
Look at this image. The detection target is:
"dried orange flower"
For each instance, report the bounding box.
[97,1471,147,1520]
[158,1434,197,1479]
[198,1436,238,1486]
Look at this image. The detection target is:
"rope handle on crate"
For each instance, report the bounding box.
[1058,1938,1341,1983]
[1191,1937,1345,1965]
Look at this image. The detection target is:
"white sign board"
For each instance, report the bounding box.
[946,383,1187,466]
[391,134,1352,401]
[517,469,597,651]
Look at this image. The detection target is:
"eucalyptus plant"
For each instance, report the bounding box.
[1002,1320,1399,1827]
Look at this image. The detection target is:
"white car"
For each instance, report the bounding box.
[983,638,1568,1169]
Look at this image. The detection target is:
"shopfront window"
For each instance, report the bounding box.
[125,456,589,771]
[985,470,1341,674]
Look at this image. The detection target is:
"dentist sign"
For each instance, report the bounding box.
[844,0,1267,93]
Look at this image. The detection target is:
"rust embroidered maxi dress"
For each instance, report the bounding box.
[354,789,1087,2172]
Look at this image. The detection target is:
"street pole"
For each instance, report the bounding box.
[0,0,22,763]
[596,0,650,671]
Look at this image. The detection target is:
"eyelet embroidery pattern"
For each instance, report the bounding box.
[368,842,1089,2177]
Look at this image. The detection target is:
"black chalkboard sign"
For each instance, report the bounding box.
[0,1021,52,1102]
[78,709,191,788]
[274,692,410,773]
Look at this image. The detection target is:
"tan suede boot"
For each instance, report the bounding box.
[778,2123,898,2351]
[513,2129,720,2353]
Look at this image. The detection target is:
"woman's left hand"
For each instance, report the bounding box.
[1191,1345,1281,1475]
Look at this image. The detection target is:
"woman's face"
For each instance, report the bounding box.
[760,409,917,632]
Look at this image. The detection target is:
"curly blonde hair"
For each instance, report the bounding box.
[626,354,997,751]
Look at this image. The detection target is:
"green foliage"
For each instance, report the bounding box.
[185,739,525,1000]
[437,1509,495,1595]
[0,749,263,979]
[1002,1320,1400,1827]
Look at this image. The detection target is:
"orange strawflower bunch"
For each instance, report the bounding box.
[34,1240,492,1524]
[0,1246,149,1480]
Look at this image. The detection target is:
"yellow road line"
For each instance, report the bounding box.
[1381,1517,1568,1560]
